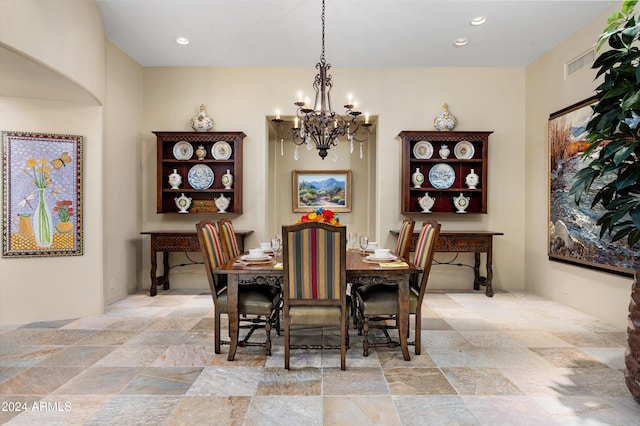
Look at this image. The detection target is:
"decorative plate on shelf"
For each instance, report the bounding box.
[428,163,455,189]
[212,141,232,160]
[188,164,214,190]
[413,141,433,159]
[173,141,194,160]
[454,141,475,159]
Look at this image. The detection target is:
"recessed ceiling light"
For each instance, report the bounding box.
[470,16,487,26]
[176,37,190,45]
[454,38,468,47]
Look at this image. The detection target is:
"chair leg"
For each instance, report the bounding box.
[415,307,421,355]
[265,320,272,356]
[284,316,290,370]
[214,312,221,354]
[362,317,370,357]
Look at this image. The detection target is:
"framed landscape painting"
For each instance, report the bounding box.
[292,170,352,213]
[548,97,639,275]
[2,131,83,257]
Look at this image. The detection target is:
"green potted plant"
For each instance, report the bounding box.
[570,0,640,403]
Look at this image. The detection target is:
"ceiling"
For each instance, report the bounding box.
[96,0,618,68]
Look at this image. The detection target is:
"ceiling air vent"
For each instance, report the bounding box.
[565,48,595,79]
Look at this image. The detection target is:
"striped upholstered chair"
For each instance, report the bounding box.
[394,217,415,261]
[196,219,280,355]
[355,220,441,356]
[282,221,348,370]
[217,218,241,260]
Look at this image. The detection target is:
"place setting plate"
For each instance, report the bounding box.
[364,254,399,263]
[212,141,232,160]
[239,254,273,263]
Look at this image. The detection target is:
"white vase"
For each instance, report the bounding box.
[190,104,214,132]
[215,194,230,213]
[433,103,457,131]
[411,168,424,188]
[174,193,192,213]
[465,169,479,189]
[418,194,435,213]
[439,144,450,159]
[221,169,233,189]
[195,145,207,160]
[453,193,470,213]
[168,169,181,189]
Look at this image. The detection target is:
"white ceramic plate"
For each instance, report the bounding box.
[240,254,272,262]
[173,141,193,160]
[454,141,475,159]
[428,163,455,189]
[366,254,398,261]
[212,141,232,160]
[188,164,214,190]
[413,141,433,159]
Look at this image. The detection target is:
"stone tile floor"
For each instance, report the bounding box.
[1,290,639,425]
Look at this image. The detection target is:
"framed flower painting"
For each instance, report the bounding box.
[2,131,83,257]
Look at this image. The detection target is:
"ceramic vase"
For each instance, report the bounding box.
[168,169,182,189]
[190,104,214,132]
[221,169,233,189]
[411,168,424,188]
[418,194,435,213]
[433,103,457,131]
[439,144,450,159]
[215,194,230,213]
[174,193,192,213]
[465,169,479,189]
[453,193,470,213]
[195,145,207,160]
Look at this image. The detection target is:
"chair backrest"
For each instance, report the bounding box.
[412,220,441,303]
[196,219,228,297]
[282,221,346,307]
[394,217,415,261]
[218,218,241,260]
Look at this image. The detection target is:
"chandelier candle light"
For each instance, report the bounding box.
[272,0,372,161]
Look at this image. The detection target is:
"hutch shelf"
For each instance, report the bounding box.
[399,130,492,214]
[154,131,245,214]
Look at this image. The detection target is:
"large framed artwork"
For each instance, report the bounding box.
[2,131,83,257]
[548,97,639,275]
[292,170,352,213]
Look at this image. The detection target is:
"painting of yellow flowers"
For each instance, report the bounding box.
[2,131,83,257]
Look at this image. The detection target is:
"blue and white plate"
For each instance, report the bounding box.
[428,163,455,189]
[188,164,214,190]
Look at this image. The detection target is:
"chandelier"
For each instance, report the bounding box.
[271,0,371,161]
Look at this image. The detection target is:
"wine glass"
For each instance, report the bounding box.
[348,231,357,251]
[359,236,369,255]
[271,235,282,259]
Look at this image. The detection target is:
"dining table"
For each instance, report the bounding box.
[212,249,422,362]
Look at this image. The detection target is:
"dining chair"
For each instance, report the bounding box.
[282,221,349,370]
[196,219,280,355]
[217,218,241,260]
[355,220,441,356]
[394,217,415,261]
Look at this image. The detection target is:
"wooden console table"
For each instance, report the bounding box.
[391,230,503,297]
[140,230,253,296]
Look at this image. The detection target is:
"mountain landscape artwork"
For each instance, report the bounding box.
[293,170,351,212]
[548,98,639,274]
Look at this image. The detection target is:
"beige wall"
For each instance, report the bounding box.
[525,4,631,328]
[0,0,142,325]
[141,67,526,292]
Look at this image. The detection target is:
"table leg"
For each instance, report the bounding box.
[149,246,158,297]
[162,252,170,290]
[485,246,494,297]
[473,253,482,291]
[227,274,239,361]
[396,275,411,361]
